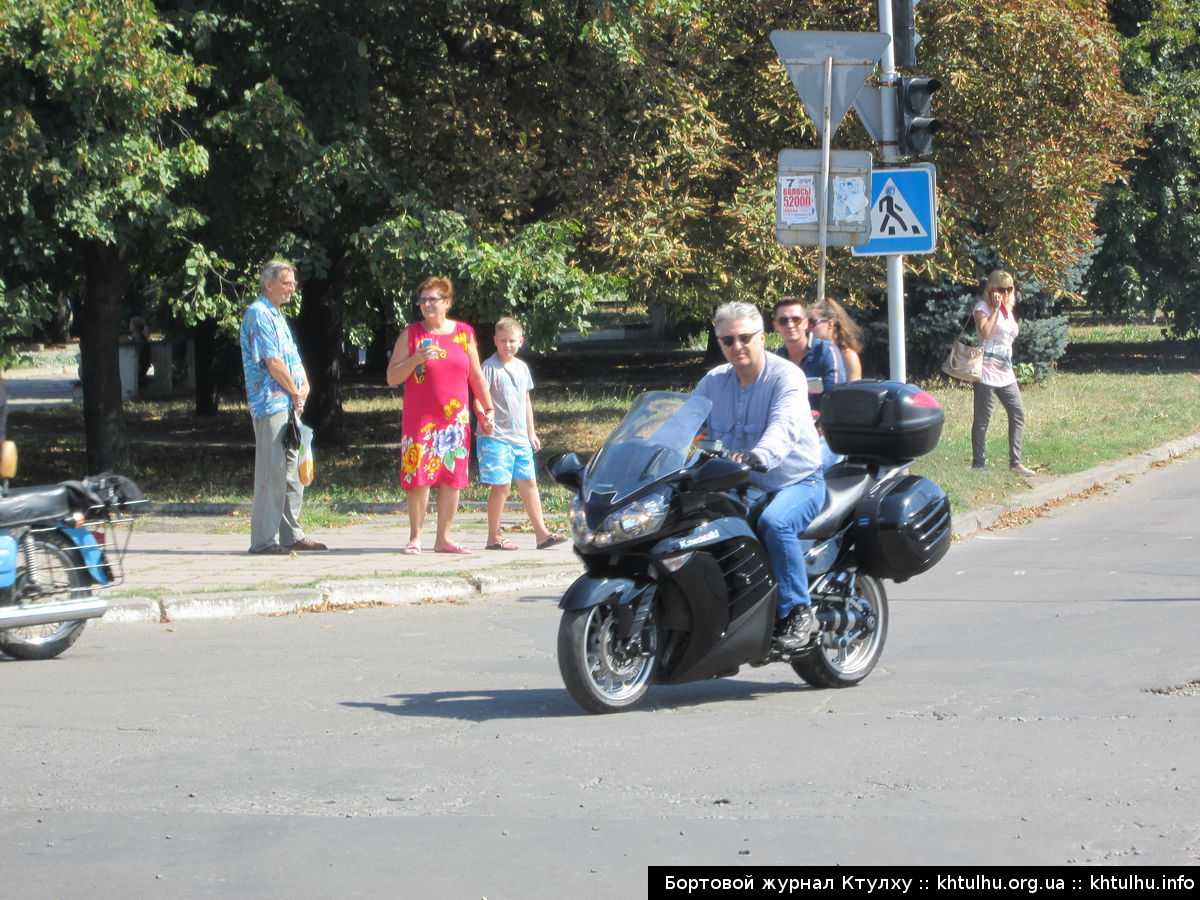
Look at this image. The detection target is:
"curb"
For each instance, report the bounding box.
[104,567,583,624]
[950,431,1200,538]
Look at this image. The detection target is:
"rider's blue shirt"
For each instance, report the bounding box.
[775,337,845,392]
[694,352,823,492]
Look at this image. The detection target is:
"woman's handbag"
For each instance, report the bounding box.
[942,314,983,383]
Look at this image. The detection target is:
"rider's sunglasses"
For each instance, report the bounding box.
[719,332,761,348]
[774,316,805,326]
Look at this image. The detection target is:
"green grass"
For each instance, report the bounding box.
[913,372,1200,513]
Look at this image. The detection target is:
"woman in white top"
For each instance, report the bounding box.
[971,270,1035,476]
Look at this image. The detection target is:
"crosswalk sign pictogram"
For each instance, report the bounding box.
[851,164,937,256]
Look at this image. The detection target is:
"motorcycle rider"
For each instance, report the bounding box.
[693,302,825,649]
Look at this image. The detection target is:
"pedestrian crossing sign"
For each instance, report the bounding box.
[851,164,937,256]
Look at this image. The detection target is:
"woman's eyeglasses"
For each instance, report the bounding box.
[808,317,831,326]
[719,332,761,348]
[991,286,1015,293]
[418,295,447,303]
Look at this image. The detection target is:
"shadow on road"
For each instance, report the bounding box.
[342,678,808,721]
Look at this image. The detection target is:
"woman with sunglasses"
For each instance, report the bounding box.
[387,276,495,554]
[971,270,1035,476]
[807,299,864,382]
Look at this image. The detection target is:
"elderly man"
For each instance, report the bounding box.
[239,260,327,554]
[693,301,825,648]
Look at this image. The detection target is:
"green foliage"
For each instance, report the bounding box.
[0,0,207,299]
[1086,0,1200,337]
[355,195,621,349]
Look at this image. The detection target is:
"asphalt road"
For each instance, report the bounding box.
[1,455,1197,896]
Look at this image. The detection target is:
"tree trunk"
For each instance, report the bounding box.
[295,268,346,446]
[78,240,134,473]
[193,317,221,416]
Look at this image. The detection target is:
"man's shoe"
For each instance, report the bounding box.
[249,544,288,555]
[1010,463,1036,476]
[773,605,818,651]
[288,538,328,552]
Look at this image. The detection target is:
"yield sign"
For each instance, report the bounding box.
[770,31,891,136]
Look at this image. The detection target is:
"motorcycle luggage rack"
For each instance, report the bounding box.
[28,498,147,589]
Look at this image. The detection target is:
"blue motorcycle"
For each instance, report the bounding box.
[0,441,143,660]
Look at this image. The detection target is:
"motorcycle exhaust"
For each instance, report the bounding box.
[0,596,109,629]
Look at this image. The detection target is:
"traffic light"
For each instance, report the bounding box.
[898,75,942,156]
[892,0,919,67]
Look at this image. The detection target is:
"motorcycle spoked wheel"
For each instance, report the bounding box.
[0,531,93,661]
[791,573,888,688]
[557,601,658,714]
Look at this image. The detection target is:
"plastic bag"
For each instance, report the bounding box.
[298,422,315,485]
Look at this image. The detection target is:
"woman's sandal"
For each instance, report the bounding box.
[403,541,422,555]
[485,540,519,551]
[537,534,568,550]
[435,543,472,554]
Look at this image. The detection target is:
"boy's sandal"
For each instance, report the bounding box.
[485,540,520,551]
[537,534,568,550]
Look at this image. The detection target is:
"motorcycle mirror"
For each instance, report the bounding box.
[685,456,749,493]
[548,452,584,490]
[0,441,17,480]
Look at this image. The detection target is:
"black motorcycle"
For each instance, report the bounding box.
[550,382,951,713]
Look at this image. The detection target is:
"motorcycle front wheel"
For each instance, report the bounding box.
[792,573,888,688]
[557,602,657,714]
[0,531,92,660]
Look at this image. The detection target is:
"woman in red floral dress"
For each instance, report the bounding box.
[386,277,494,554]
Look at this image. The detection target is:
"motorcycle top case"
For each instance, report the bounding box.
[820,380,944,462]
[853,474,951,582]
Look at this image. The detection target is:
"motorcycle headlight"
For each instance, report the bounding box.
[570,492,670,548]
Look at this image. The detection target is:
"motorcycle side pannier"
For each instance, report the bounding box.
[821,380,944,462]
[853,474,951,582]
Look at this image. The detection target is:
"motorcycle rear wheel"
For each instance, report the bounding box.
[557,602,657,714]
[0,531,92,660]
[792,573,887,688]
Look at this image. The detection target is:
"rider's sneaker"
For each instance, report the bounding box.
[773,605,818,651]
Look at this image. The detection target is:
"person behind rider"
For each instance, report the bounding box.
[693,301,825,649]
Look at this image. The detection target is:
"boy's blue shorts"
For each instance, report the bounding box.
[478,436,537,484]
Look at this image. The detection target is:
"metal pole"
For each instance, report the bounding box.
[815,55,833,306]
[878,0,907,382]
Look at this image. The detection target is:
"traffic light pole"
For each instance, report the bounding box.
[878,0,908,382]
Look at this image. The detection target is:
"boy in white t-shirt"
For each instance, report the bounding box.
[479,317,566,550]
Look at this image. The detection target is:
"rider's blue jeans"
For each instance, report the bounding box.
[756,472,825,619]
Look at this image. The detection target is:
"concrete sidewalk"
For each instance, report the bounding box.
[97,430,1200,624]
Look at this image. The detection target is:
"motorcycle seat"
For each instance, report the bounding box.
[801,467,874,540]
[0,485,76,528]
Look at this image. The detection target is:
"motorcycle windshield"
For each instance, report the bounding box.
[583,391,712,504]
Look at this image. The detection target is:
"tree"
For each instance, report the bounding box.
[0,0,206,471]
[1086,0,1200,337]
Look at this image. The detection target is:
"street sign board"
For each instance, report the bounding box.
[850,164,937,256]
[776,150,873,247]
[770,31,891,136]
